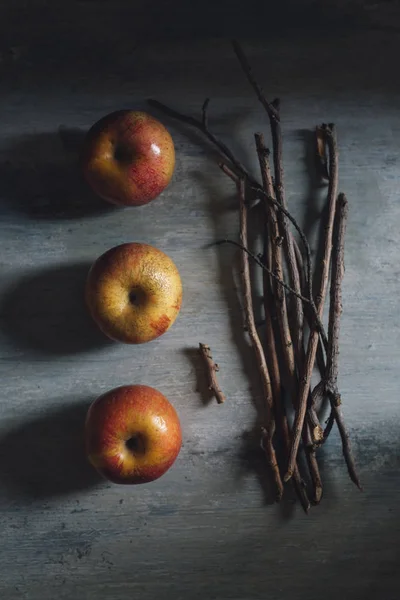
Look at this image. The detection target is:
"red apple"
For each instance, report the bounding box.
[85,385,182,484]
[81,110,175,206]
[85,242,182,344]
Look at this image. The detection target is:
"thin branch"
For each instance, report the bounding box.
[326,192,347,390]
[259,114,324,492]
[198,343,226,404]
[293,240,305,292]
[255,133,295,382]
[218,234,323,502]
[285,124,339,482]
[221,157,300,275]
[233,42,327,476]
[216,239,311,305]
[255,133,311,511]
[276,402,311,513]
[232,40,280,122]
[294,240,325,459]
[306,445,323,504]
[232,40,304,358]
[219,162,239,183]
[220,164,310,299]
[237,178,283,500]
[326,193,361,489]
[148,98,257,188]
[221,160,327,459]
[149,95,324,348]
[253,188,328,350]
[254,134,282,414]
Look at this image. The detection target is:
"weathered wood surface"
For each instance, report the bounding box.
[0,20,399,600]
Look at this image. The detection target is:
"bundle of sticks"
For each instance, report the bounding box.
[148,41,361,511]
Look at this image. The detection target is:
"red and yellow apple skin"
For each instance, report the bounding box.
[81,110,175,207]
[85,385,182,484]
[85,242,182,344]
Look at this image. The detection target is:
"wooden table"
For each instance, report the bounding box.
[0,13,399,599]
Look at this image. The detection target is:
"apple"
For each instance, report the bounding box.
[85,385,182,484]
[81,110,175,207]
[85,242,182,344]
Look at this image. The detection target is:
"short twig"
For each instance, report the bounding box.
[236,178,283,500]
[285,124,339,482]
[198,343,226,404]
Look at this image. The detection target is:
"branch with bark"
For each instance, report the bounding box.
[236,178,284,501]
[148,40,361,511]
[198,343,226,404]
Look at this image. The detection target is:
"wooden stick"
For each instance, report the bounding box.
[254,136,282,405]
[325,193,361,489]
[149,97,327,352]
[237,178,284,500]
[254,134,295,383]
[306,445,323,503]
[223,163,329,367]
[221,133,323,496]
[285,125,339,482]
[255,133,311,511]
[216,240,312,305]
[232,41,304,358]
[198,343,226,404]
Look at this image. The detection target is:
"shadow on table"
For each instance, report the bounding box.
[0,129,117,220]
[0,400,102,499]
[0,262,113,356]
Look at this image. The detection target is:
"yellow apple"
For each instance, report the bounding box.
[86,242,182,344]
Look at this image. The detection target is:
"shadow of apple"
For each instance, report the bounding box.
[0,400,103,500]
[0,262,113,356]
[0,129,118,220]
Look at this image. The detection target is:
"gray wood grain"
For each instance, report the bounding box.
[0,22,399,600]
